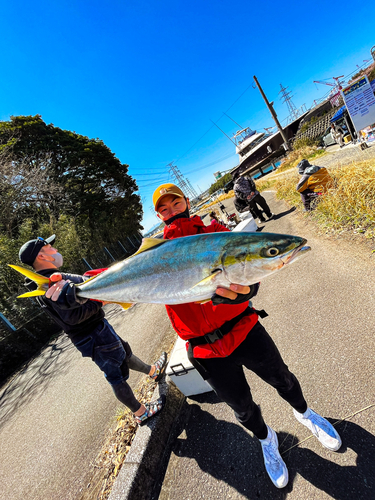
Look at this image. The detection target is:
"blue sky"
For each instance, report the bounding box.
[1,1,373,232]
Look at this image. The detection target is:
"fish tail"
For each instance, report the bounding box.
[8,264,49,298]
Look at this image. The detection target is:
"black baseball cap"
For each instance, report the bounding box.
[19,235,56,265]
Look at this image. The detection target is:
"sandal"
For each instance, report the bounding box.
[134,394,166,426]
[150,351,168,382]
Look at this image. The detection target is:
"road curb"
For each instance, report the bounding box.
[108,378,185,500]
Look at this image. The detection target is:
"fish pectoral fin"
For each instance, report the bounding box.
[17,290,47,298]
[191,270,222,291]
[131,238,167,257]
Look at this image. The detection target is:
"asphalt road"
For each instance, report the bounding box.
[0,302,176,500]
[158,193,375,499]
[1,192,375,500]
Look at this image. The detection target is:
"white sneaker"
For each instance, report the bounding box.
[259,426,289,488]
[293,408,342,451]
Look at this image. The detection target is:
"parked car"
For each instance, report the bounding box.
[321,121,351,147]
[321,127,336,147]
[223,180,234,193]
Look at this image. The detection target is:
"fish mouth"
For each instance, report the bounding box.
[281,239,311,266]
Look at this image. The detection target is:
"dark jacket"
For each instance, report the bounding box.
[26,269,105,343]
[234,176,259,202]
[163,216,259,359]
[233,196,249,213]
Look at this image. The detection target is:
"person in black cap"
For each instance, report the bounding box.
[18,235,167,425]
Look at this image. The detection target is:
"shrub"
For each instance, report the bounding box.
[271,160,375,240]
[277,145,326,173]
[293,137,319,150]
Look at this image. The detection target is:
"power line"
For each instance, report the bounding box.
[184,152,236,174]
[173,80,255,165]
[131,171,169,176]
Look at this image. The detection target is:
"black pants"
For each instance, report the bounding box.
[300,189,320,211]
[197,322,307,439]
[248,193,272,221]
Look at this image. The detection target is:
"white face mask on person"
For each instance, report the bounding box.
[51,252,64,268]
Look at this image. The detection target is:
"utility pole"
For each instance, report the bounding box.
[253,75,289,150]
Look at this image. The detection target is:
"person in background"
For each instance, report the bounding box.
[218,201,228,217]
[233,173,274,224]
[18,235,167,426]
[330,123,345,148]
[209,211,225,226]
[296,159,333,212]
[151,182,342,489]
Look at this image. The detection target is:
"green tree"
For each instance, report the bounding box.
[209,173,232,195]
[0,115,143,245]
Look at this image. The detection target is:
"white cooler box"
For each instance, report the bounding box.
[233,211,258,232]
[166,337,213,397]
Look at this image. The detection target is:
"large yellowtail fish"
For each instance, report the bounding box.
[9,232,310,306]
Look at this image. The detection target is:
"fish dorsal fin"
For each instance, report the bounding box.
[132,238,167,257]
[81,274,101,284]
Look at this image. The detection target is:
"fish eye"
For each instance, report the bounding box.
[264,247,280,257]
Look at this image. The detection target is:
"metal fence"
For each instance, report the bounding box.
[0,232,143,338]
[0,231,144,382]
[292,109,337,145]
[81,234,142,270]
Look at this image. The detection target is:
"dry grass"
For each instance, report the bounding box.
[80,377,158,500]
[203,191,234,209]
[263,159,375,241]
[277,145,327,173]
[313,160,375,238]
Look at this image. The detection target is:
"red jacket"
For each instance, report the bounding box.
[163,216,258,359]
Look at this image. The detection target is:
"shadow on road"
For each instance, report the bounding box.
[169,393,374,499]
[284,418,375,499]
[255,207,297,232]
[0,335,74,428]
[102,303,127,322]
[271,206,297,221]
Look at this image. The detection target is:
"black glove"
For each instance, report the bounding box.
[54,282,88,309]
[211,283,260,305]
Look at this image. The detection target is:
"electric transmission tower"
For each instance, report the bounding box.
[167,163,198,200]
[279,83,299,123]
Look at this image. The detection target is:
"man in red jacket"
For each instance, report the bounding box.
[153,183,342,489]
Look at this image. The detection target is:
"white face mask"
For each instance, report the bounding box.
[52,252,63,268]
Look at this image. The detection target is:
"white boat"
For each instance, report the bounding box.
[233,127,270,157]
